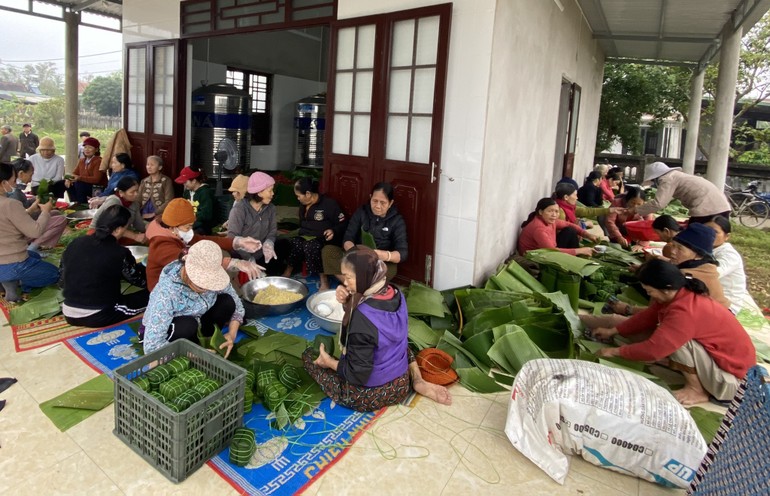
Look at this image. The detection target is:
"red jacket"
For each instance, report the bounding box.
[145,219,234,291]
[517,216,588,256]
[616,289,755,378]
[600,178,615,202]
[605,196,653,242]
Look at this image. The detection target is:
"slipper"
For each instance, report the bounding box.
[0,399,5,413]
[0,378,17,395]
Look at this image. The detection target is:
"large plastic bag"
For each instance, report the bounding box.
[505,359,707,488]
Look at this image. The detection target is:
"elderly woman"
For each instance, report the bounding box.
[145,198,262,291]
[304,246,451,412]
[323,182,407,281]
[142,240,245,358]
[61,205,149,327]
[518,198,599,256]
[91,176,146,244]
[176,165,216,234]
[594,163,615,201]
[591,259,755,406]
[9,159,67,252]
[704,216,758,314]
[66,136,105,204]
[553,182,617,228]
[283,177,347,290]
[605,186,652,248]
[227,171,281,274]
[27,137,66,198]
[137,155,174,221]
[0,162,59,302]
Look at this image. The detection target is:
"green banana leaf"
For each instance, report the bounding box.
[406,282,447,318]
[9,287,64,325]
[484,278,500,290]
[236,332,309,360]
[37,178,50,201]
[525,249,602,276]
[455,367,507,393]
[519,323,571,357]
[210,326,228,357]
[488,272,531,294]
[486,324,548,375]
[688,407,724,444]
[437,330,490,374]
[461,305,515,339]
[619,286,650,306]
[408,316,442,350]
[595,244,644,267]
[39,374,113,431]
[539,265,558,292]
[556,272,581,311]
[490,370,515,386]
[462,329,495,368]
[505,260,548,293]
[454,288,534,323]
[360,228,376,249]
[538,291,584,338]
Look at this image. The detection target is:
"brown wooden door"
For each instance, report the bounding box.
[124,40,187,180]
[324,4,451,285]
[562,82,581,178]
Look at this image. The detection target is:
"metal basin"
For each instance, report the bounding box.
[127,246,148,264]
[66,209,98,221]
[306,290,343,333]
[240,277,309,318]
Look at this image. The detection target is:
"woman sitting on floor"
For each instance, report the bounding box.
[283,177,347,291]
[651,214,682,260]
[145,198,262,291]
[177,165,216,235]
[304,246,451,412]
[0,162,59,302]
[89,153,139,208]
[61,205,149,328]
[517,198,599,256]
[91,176,147,245]
[142,240,245,357]
[553,182,619,229]
[590,259,755,406]
[322,182,408,282]
[605,186,652,248]
[136,155,174,222]
[10,158,67,252]
[577,171,604,207]
[704,215,759,315]
[65,136,105,204]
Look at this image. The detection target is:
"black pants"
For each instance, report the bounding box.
[64,290,150,328]
[31,180,67,200]
[556,226,580,249]
[167,293,236,344]
[287,237,324,274]
[689,211,731,224]
[67,181,98,204]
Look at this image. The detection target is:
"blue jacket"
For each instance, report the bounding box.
[142,261,244,353]
[100,169,139,197]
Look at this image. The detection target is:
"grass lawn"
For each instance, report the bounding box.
[730,224,770,310]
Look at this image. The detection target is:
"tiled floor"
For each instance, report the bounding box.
[0,309,687,496]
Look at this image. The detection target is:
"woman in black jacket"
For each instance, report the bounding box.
[61,205,149,327]
[322,182,408,281]
[282,178,347,290]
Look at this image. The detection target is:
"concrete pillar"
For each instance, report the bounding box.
[706,24,742,191]
[64,10,79,173]
[682,70,704,175]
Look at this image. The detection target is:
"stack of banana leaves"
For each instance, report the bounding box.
[525,246,649,313]
[405,266,583,393]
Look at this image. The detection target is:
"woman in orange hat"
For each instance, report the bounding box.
[304,246,452,412]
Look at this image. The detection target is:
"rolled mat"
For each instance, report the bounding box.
[416,348,459,386]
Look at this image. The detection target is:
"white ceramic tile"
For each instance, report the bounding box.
[459,180,481,221]
[434,215,460,257]
[455,219,478,261]
[4,451,123,496]
[433,254,474,290]
[436,179,462,219]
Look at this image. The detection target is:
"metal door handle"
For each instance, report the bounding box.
[431,162,437,183]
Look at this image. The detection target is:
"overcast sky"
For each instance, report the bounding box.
[0,9,122,78]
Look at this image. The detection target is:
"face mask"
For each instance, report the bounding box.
[177,228,194,244]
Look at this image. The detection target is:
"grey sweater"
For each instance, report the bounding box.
[227,200,276,259]
[92,195,146,233]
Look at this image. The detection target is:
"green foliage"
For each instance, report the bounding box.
[81,73,123,116]
[35,97,66,130]
[0,62,64,97]
[596,64,691,154]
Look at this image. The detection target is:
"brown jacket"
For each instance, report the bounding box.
[101,129,132,171]
[0,196,51,264]
[73,156,106,186]
[679,263,731,309]
[637,170,730,217]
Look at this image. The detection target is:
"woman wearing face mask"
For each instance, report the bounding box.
[136,155,174,221]
[61,205,149,327]
[9,159,67,251]
[0,162,59,302]
[145,198,262,291]
[322,182,408,281]
[227,171,283,275]
[91,176,146,244]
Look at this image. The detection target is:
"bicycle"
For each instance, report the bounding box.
[724,181,770,228]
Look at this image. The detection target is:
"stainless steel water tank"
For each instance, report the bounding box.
[191,83,251,179]
[294,93,325,168]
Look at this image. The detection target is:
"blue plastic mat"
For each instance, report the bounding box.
[65,321,142,376]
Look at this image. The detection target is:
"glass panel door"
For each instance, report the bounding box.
[127,47,146,133]
[153,45,175,136]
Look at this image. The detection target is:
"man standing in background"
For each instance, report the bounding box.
[77,131,91,160]
[18,123,39,158]
[0,125,18,162]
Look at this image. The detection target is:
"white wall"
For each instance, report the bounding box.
[473,0,605,285]
[339,0,498,290]
[123,0,182,44]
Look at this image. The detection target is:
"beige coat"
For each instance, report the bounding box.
[637,170,730,217]
[100,129,132,171]
[0,196,51,264]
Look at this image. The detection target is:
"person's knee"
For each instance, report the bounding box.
[169,316,199,341]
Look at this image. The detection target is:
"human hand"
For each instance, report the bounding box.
[262,242,276,263]
[233,236,262,253]
[596,346,621,357]
[130,232,147,244]
[336,285,351,304]
[88,196,106,209]
[592,327,618,341]
[575,247,594,257]
[608,300,632,315]
[617,237,630,249]
[39,197,54,213]
[220,326,237,359]
[584,220,594,229]
[229,258,265,280]
[27,198,41,213]
[323,229,334,241]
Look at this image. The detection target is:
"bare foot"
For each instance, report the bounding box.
[318,284,330,292]
[281,267,293,278]
[674,386,709,406]
[413,378,452,406]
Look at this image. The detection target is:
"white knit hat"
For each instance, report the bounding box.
[643,161,682,182]
[184,240,229,291]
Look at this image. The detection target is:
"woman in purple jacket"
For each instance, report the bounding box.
[304,246,451,412]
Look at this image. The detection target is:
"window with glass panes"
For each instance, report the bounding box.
[226,68,271,145]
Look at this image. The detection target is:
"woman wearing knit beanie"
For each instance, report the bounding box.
[144,198,263,291]
[67,136,106,204]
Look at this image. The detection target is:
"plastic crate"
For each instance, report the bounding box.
[113,339,246,483]
[624,220,660,242]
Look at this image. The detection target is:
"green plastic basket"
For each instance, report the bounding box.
[113,339,246,483]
